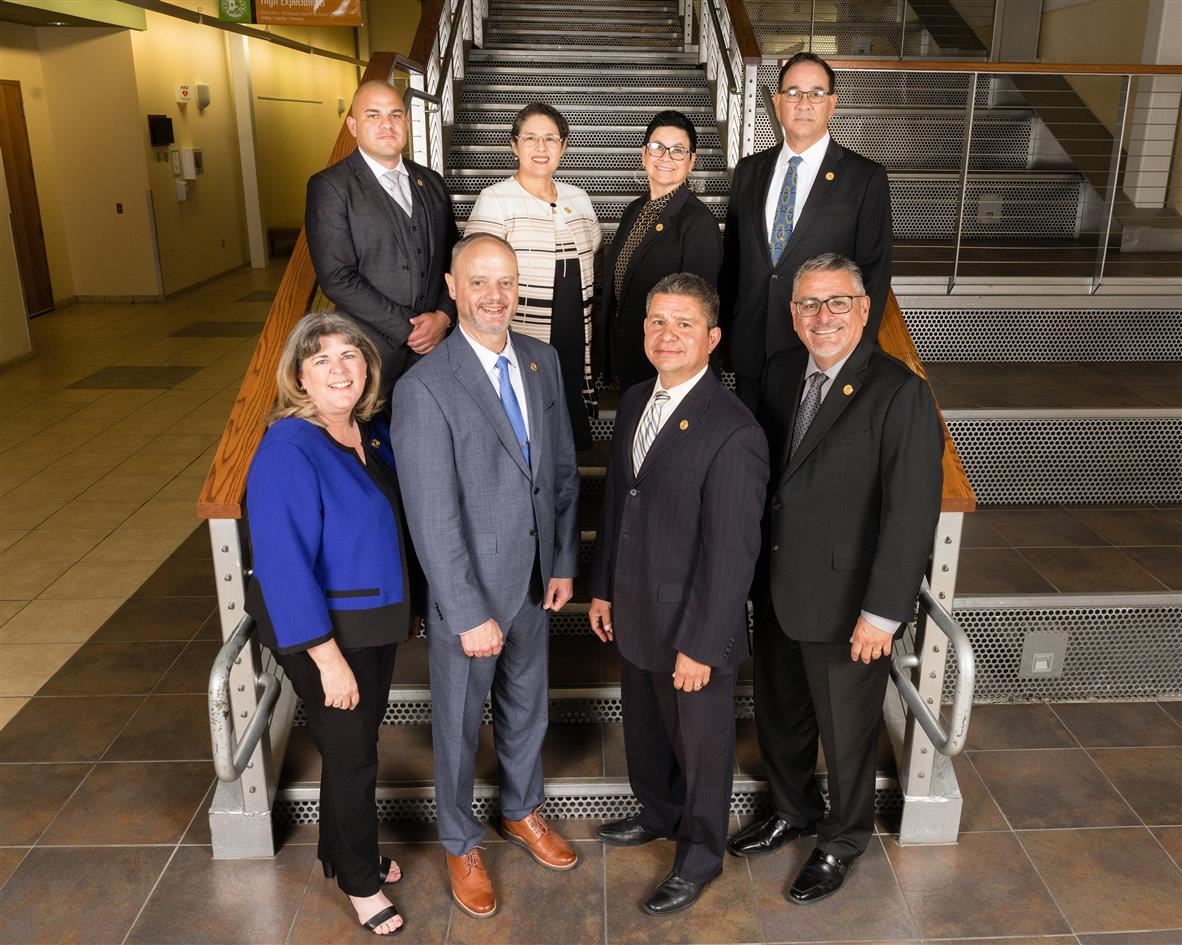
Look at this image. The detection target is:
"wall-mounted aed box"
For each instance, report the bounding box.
[179,147,204,180]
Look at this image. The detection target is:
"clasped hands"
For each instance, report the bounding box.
[588,598,712,692]
[459,578,573,658]
[407,309,450,355]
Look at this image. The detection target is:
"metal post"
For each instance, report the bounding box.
[207,518,288,858]
[1092,74,1131,294]
[948,72,979,294]
[742,62,759,159]
[809,0,815,52]
[897,511,965,843]
[682,0,695,49]
[898,0,908,59]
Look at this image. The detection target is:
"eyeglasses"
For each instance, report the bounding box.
[792,295,864,317]
[515,133,564,149]
[776,87,833,103]
[643,141,693,161]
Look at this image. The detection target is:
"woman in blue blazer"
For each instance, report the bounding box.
[246,312,410,936]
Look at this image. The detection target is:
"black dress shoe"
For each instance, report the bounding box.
[727,815,816,857]
[789,848,854,903]
[642,874,705,916]
[597,815,667,847]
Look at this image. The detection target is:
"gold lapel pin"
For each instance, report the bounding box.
[655,223,665,232]
[371,438,381,448]
[529,361,538,372]
[843,384,854,396]
[416,178,424,187]
[679,419,689,430]
[563,206,572,214]
[825,171,836,181]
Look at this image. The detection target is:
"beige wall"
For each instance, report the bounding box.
[0,158,33,366]
[35,27,161,297]
[129,11,249,293]
[0,23,74,303]
[366,0,422,54]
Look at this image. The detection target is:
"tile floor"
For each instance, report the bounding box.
[2,269,1181,943]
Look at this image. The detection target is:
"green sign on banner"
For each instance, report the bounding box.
[218,0,253,23]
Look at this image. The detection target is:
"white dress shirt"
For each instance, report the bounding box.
[764,132,831,240]
[357,148,412,211]
[634,364,710,450]
[458,324,531,439]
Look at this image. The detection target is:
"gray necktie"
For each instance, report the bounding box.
[791,371,828,457]
[383,169,412,216]
[632,390,670,475]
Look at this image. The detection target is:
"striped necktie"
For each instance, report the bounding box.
[769,155,803,264]
[632,390,670,475]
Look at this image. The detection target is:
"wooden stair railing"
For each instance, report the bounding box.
[879,289,975,514]
[197,52,401,520]
[723,0,762,64]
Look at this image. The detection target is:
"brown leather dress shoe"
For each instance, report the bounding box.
[498,809,578,870]
[445,849,496,919]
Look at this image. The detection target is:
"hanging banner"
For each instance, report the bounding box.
[218,0,253,23]
[254,0,362,26]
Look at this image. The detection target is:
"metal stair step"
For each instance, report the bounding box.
[451,193,730,224]
[447,148,727,173]
[445,171,730,196]
[449,127,722,149]
[488,13,682,27]
[463,64,706,79]
[458,89,712,108]
[468,47,700,63]
[457,104,715,118]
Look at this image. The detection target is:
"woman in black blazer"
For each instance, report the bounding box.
[602,110,724,389]
[246,312,410,936]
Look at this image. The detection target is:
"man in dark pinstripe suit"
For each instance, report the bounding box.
[588,273,769,916]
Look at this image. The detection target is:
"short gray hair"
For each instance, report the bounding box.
[645,272,720,328]
[792,253,865,297]
[451,231,518,269]
[272,312,383,426]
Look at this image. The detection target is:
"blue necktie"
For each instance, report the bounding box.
[770,155,803,264]
[496,355,530,465]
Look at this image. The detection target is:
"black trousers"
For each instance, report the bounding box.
[752,609,890,860]
[620,655,736,884]
[277,642,398,897]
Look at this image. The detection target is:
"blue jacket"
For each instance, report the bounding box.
[245,416,408,653]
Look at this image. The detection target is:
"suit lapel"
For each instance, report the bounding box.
[619,187,689,302]
[633,372,717,485]
[618,379,656,485]
[450,334,532,480]
[403,158,434,247]
[776,140,845,269]
[779,339,872,485]
[752,148,779,264]
[518,336,547,480]
[348,150,414,261]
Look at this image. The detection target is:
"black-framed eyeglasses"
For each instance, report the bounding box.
[792,295,864,317]
[776,87,833,103]
[644,141,693,161]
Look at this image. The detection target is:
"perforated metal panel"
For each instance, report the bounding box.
[485,31,681,48]
[946,417,1182,504]
[456,108,714,126]
[904,309,1182,362]
[947,604,1182,701]
[458,89,712,107]
[889,178,1083,240]
[450,127,723,150]
[829,113,1033,170]
[464,71,708,89]
[452,196,729,223]
[448,150,727,172]
[447,172,730,195]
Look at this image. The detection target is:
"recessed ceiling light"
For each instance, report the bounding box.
[46,20,70,26]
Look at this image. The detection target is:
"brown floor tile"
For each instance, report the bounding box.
[982,508,1109,548]
[957,549,1057,595]
[1019,827,1182,934]
[104,693,212,761]
[1153,826,1182,868]
[1076,932,1182,945]
[194,611,222,639]
[961,513,1011,548]
[885,831,1069,939]
[954,755,1009,831]
[959,704,1078,751]
[69,365,202,389]
[926,938,1079,945]
[134,556,217,598]
[0,847,28,889]
[170,525,212,559]
[0,694,142,762]
[970,749,1138,829]
[447,841,604,945]
[1090,747,1182,825]
[180,780,217,845]
[286,842,447,944]
[39,558,160,599]
[1161,701,1182,726]
[1035,545,1172,591]
[0,845,171,945]
[0,641,82,696]
[1053,702,1182,748]
[38,641,185,695]
[154,639,220,693]
[0,596,124,644]
[1070,508,1182,547]
[604,840,761,944]
[0,556,73,599]
[90,595,217,642]
[39,761,212,845]
[125,843,317,945]
[748,836,918,943]
[1122,546,1182,591]
[0,763,91,845]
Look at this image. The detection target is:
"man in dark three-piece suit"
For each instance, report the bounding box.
[720,52,892,411]
[728,253,943,904]
[306,80,459,397]
[588,273,769,916]
[390,234,581,922]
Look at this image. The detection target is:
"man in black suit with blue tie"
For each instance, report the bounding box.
[306,80,459,397]
[588,273,769,916]
[720,53,892,412]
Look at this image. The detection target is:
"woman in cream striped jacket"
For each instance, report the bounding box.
[465,102,602,450]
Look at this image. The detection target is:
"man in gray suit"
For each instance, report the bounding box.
[306,80,459,397]
[390,233,581,920]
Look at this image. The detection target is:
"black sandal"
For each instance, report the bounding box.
[362,904,402,935]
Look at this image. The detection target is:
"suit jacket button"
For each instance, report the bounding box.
[771,544,780,552]
[529,528,537,537]
[771,274,778,280]
[772,501,782,512]
[533,487,540,495]
[628,488,638,496]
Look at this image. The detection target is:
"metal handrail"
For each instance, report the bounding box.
[433,0,467,100]
[703,0,738,94]
[391,54,427,76]
[890,577,975,757]
[209,615,281,782]
[404,88,442,110]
